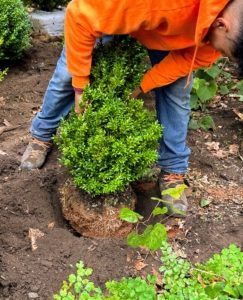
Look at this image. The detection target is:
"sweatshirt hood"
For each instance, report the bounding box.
[194,0,230,46]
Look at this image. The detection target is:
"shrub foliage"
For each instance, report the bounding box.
[22,0,70,11]
[55,37,162,196]
[0,0,31,61]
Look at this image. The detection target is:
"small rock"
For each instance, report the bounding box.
[30,285,40,292]
[28,292,39,299]
[41,260,53,268]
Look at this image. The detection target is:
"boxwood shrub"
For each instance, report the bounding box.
[0,0,31,61]
[55,37,162,196]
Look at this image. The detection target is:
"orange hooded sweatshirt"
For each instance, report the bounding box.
[64,0,230,93]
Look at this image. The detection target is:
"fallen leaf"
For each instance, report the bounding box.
[184,187,193,197]
[205,141,220,151]
[166,226,183,238]
[152,267,163,286]
[200,199,211,207]
[211,149,228,159]
[228,144,239,155]
[135,260,147,271]
[28,228,44,251]
[197,274,206,288]
[48,222,55,228]
[233,108,243,120]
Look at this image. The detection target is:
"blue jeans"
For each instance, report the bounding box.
[31,38,193,174]
[147,50,192,174]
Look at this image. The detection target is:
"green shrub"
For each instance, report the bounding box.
[22,0,70,11]
[0,37,8,80]
[0,0,31,61]
[54,37,162,196]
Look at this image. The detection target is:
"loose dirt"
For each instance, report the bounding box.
[0,39,243,299]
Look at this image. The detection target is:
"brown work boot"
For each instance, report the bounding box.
[158,170,188,217]
[20,138,52,171]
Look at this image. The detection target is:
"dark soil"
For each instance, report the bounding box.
[1,38,243,300]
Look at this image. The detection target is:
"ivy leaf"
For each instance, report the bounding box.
[119,208,143,223]
[162,184,188,199]
[152,207,168,216]
[199,116,215,131]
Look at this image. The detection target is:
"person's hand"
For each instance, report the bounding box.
[75,92,86,115]
[130,87,142,99]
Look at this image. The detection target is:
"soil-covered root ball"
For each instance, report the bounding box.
[61,178,137,238]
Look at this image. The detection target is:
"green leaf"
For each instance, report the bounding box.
[194,69,213,82]
[199,116,215,131]
[196,79,217,102]
[200,198,212,207]
[190,94,200,110]
[142,225,154,238]
[147,274,157,285]
[204,284,223,299]
[189,119,200,130]
[223,283,239,298]
[219,85,229,95]
[205,64,221,78]
[74,282,82,294]
[162,184,188,199]
[171,206,185,216]
[236,80,243,90]
[142,223,167,251]
[119,208,143,223]
[68,274,76,284]
[152,207,168,216]
[127,231,144,248]
[237,283,243,296]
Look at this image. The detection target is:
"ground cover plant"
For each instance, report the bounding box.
[55,37,162,196]
[189,58,243,131]
[0,0,31,61]
[53,242,243,299]
[189,58,243,111]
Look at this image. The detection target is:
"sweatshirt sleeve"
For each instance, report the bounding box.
[64,1,98,88]
[64,0,150,89]
[140,44,222,93]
